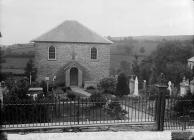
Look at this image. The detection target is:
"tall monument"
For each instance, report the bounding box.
[133,76,139,96]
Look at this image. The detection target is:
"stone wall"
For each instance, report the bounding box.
[34,42,110,85]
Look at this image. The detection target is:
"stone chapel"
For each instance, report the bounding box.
[32,20,112,88]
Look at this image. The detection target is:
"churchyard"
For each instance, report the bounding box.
[1,72,194,132]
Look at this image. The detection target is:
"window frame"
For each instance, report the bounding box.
[90,47,97,60]
[48,46,56,60]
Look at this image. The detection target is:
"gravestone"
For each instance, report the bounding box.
[133,76,139,96]
[143,80,146,90]
[115,75,118,82]
[168,81,172,96]
[180,77,189,96]
[129,76,135,94]
[190,78,194,94]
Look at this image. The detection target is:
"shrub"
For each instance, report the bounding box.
[106,99,127,120]
[40,80,47,93]
[174,93,194,117]
[86,86,96,90]
[61,87,66,92]
[66,87,72,91]
[116,73,129,96]
[98,77,116,94]
[55,82,65,87]
[66,90,76,100]
[2,78,54,124]
[3,95,53,124]
[90,93,107,108]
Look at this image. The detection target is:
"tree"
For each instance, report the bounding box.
[4,78,30,101]
[0,47,2,81]
[131,58,140,78]
[0,47,6,81]
[116,73,129,96]
[98,77,116,94]
[139,40,194,85]
[24,59,37,82]
[119,61,131,76]
[139,47,145,53]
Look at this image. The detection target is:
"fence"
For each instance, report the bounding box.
[164,96,194,130]
[0,97,156,130]
[2,83,194,131]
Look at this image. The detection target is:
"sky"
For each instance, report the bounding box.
[0,0,194,45]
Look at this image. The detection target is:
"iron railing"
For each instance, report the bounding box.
[0,97,156,130]
[164,96,194,130]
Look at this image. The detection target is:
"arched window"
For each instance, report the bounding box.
[48,46,56,60]
[91,47,97,59]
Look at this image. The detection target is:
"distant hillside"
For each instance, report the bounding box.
[4,43,35,56]
[110,35,194,42]
[1,43,35,75]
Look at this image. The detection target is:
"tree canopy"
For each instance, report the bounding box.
[139,40,194,86]
[24,59,37,82]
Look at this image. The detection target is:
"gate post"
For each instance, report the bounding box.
[155,73,167,131]
[0,100,2,128]
[77,98,80,125]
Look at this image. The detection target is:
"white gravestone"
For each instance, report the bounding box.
[168,81,172,96]
[190,78,194,94]
[133,76,139,96]
[115,75,118,82]
[180,77,189,96]
[143,80,146,90]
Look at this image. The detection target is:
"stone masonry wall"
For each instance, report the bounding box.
[34,42,110,84]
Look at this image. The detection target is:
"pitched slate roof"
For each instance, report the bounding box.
[32,20,112,44]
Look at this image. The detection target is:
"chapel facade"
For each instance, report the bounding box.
[33,20,112,87]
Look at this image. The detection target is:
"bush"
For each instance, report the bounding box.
[174,94,194,117]
[3,95,53,124]
[40,80,47,93]
[86,86,96,90]
[116,73,129,96]
[90,93,107,108]
[98,77,116,94]
[62,87,66,92]
[106,99,127,120]
[56,82,65,87]
[66,90,76,100]
[66,87,72,91]
[2,78,55,124]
